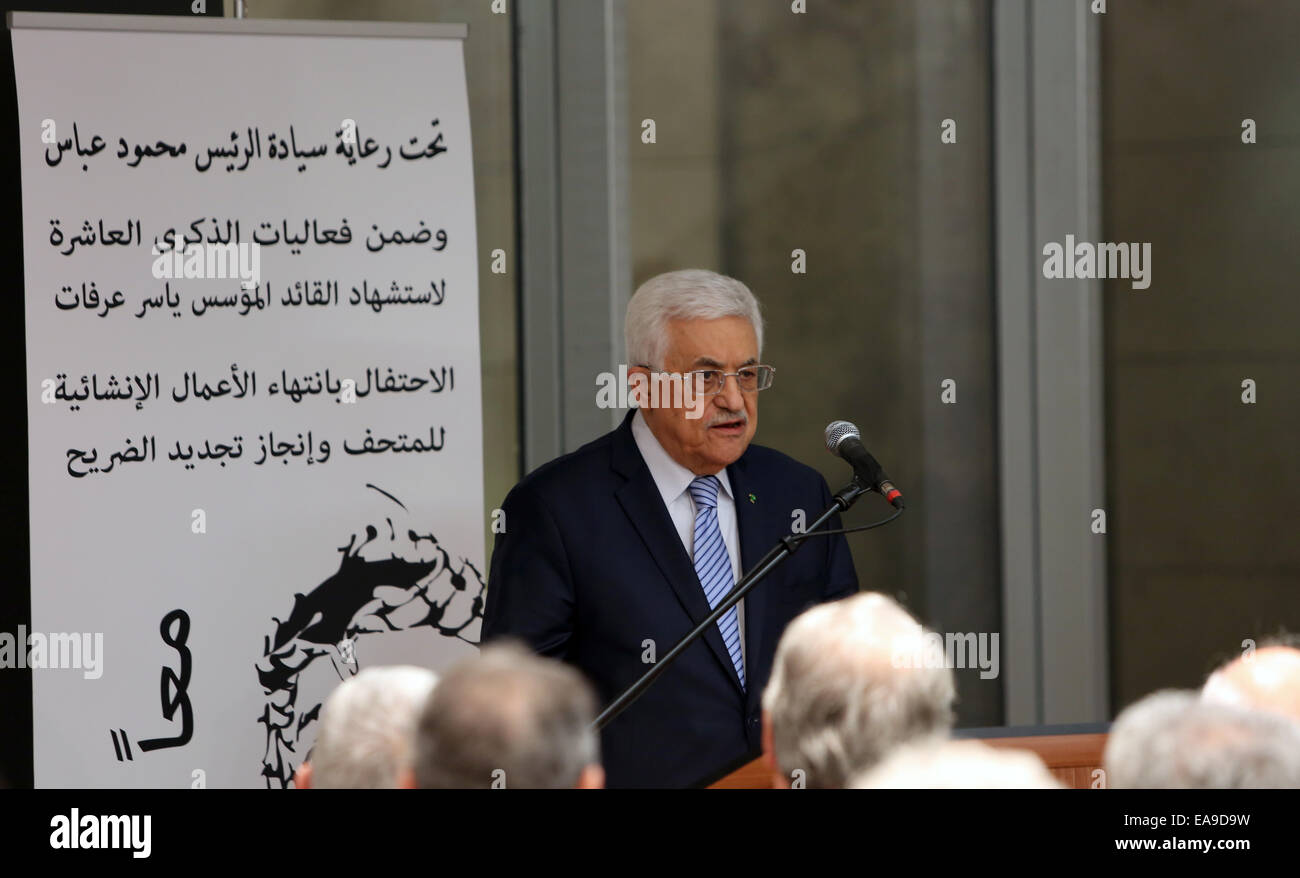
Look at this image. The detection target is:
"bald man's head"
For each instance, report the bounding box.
[1203,646,1300,725]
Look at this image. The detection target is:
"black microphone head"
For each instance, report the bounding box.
[824,420,861,456]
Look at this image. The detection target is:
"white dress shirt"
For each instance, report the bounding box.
[631,409,746,669]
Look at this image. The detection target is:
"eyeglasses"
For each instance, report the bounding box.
[639,364,776,395]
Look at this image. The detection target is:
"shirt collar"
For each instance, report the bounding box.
[631,409,734,507]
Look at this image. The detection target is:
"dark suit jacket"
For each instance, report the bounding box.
[482,411,859,788]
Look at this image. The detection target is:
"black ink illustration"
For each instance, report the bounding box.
[256,484,484,788]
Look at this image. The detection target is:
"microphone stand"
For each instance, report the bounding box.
[593,476,875,731]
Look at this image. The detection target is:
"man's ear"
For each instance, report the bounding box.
[293,761,312,790]
[575,764,605,790]
[397,768,417,789]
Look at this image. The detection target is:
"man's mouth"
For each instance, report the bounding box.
[709,417,747,436]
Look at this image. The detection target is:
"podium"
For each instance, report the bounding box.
[707,723,1109,789]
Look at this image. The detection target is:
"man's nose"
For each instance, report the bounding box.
[716,375,745,411]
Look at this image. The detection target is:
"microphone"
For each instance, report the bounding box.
[824,420,904,509]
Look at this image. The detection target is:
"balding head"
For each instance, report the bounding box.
[761,592,956,789]
[413,642,602,789]
[1203,645,1300,725]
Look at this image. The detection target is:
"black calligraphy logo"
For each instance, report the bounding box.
[109,609,193,761]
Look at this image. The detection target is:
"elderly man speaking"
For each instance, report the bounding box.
[483,269,859,788]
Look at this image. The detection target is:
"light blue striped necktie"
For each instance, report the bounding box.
[689,475,745,689]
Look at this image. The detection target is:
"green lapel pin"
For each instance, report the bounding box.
[748,493,757,504]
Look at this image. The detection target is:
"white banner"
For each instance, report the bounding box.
[12,18,484,788]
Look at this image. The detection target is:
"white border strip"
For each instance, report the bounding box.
[7,12,467,40]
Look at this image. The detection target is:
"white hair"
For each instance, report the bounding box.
[309,665,438,789]
[852,740,1063,789]
[625,269,764,369]
[1105,689,1300,788]
[761,592,956,789]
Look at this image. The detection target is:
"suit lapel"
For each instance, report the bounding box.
[727,454,768,711]
[611,413,746,694]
